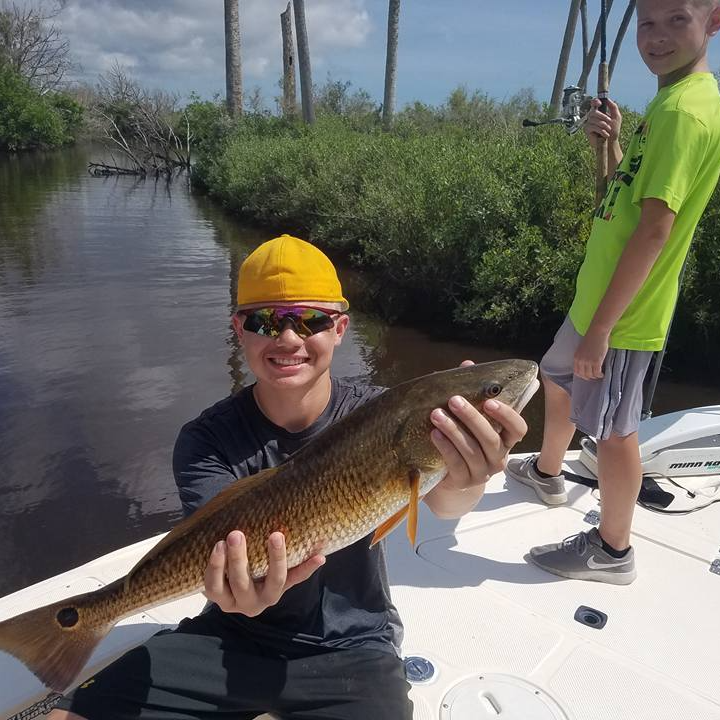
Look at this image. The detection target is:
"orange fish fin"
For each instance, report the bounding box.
[370,505,409,547]
[407,468,421,548]
[0,584,118,691]
[126,466,280,589]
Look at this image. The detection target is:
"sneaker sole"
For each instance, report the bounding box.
[507,469,568,505]
[528,555,637,585]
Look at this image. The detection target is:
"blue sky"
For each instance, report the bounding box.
[57,1,720,112]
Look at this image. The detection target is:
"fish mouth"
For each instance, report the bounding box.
[514,377,540,413]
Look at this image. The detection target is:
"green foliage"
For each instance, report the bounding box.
[50,92,84,136]
[191,89,720,356]
[184,95,233,157]
[671,183,720,372]
[0,64,82,150]
[314,77,378,125]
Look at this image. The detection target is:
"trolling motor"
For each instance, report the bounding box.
[522,85,593,135]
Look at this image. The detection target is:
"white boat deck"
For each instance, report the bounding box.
[2,451,719,720]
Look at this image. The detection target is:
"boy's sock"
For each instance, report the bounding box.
[601,538,630,558]
[532,458,556,479]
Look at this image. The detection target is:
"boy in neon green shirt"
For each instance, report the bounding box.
[508,0,720,583]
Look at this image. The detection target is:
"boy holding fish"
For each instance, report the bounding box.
[50,234,530,719]
[508,0,720,584]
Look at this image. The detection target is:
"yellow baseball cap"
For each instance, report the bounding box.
[237,234,349,311]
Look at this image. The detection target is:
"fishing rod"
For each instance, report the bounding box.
[523,0,610,207]
[595,0,609,207]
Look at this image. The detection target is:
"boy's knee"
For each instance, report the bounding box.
[598,431,639,447]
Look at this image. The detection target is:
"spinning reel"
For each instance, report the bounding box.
[522,85,593,135]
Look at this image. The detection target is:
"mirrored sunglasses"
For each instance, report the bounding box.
[240,306,341,339]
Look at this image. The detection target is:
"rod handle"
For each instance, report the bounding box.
[595,61,610,209]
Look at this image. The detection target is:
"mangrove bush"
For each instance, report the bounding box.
[190,86,720,373]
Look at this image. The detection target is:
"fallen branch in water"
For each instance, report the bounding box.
[87,64,193,178]
[87,162,142,176]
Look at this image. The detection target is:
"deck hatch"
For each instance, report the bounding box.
[439,674,569,719]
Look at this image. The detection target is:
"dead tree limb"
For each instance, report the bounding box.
[88,162,139,176]
[280,2,297,117]
[224,0,243,116]
[550,0,582,114]
[609,0,635,82]
[382,0,401,129]
[0,0,72,92]
[293,0,315,124]
[89,66,192,177]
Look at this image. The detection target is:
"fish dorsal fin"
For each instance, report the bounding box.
[126,466,280,587]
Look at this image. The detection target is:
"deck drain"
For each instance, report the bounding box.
[404,655,435,684]
[574,605,608,629]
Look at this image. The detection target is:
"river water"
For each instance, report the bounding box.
[0,147,716,596]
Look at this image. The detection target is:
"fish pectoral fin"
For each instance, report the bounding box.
[407,468,421,548]
[370,505,409,547]
[369,468,423,548]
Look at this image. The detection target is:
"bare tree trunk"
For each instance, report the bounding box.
[382,0,401,129]
[578,0,615,91]
[293,0,315,123]
[609,0,636,82]
[580,0,589,61]
[224,0,243,116]
[550,0,582,114]
[280,2,297,116]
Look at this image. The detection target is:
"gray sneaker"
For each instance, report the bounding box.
[528,527,637,585]
[506,454,567,505]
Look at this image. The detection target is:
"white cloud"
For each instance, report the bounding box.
[97,51,139,72]
[54,0,372,95]
[307,2,370,48]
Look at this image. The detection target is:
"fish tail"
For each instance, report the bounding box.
[0,589,116,691]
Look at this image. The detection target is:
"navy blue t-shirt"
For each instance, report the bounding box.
[172,377,403,654]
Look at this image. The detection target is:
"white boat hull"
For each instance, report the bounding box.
[1,449,719,720]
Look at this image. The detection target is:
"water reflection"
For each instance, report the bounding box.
[191,196,250,392]
[0,148,265,594]
[0,147,717,598]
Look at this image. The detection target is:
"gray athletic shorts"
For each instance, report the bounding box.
[540,316,653,440]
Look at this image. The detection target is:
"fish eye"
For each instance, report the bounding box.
[487,382,502,397]
[56,606,79,628]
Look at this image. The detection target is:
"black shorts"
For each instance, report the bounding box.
[55,610,413,720]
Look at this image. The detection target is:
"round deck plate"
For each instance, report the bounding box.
[440,673,569,720]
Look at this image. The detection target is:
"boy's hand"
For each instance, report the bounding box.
[204,531,325,616]
[584,98,622,149]
[429,361,528,494]
[574,328,609,380]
